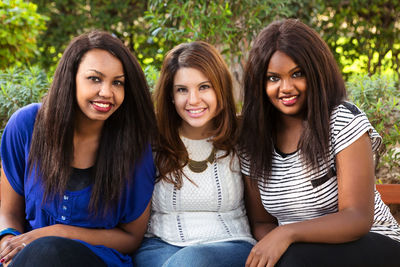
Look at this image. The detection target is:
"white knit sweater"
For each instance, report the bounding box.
[146,136,255,246]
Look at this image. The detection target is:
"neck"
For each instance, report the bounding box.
[278,114,304,131]
[179,125,213,140]
[275,114,304,154]
[72,113,103,169]
[74,112,104,139]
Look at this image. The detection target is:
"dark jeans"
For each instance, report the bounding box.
[10,236,106,267]
[277,232,400,267]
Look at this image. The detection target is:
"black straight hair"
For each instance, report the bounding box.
[239,19,347,179]
[29,30,156,214]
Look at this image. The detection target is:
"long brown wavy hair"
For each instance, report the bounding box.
[29,31,156,214]
[154,41,237,189]
[239,19,347,179]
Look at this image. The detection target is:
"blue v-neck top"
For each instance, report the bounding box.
[1,103,155,266]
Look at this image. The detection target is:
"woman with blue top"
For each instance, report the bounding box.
[0,31,156,266]
[239,19,400,267]
[134,41,255,267]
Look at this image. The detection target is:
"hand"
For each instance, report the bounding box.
[246,226,293,267]
[0,231,40,265]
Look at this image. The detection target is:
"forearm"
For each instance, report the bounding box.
[0,213,26,247]
[252,222,277,241]
[281,208,373,244]
[29,224,142,254]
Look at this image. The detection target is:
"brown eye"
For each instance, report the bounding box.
[199,84,211,90]
[88,76,101,82]
[292,71,304,78]
[267,76,279,82]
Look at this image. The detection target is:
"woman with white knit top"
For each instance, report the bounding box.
[133,41,255,266]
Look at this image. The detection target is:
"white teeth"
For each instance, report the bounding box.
[93,102,110,108]
[188,109,204,114]
[282,96,296,101]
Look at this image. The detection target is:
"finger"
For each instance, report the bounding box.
[2,245,24,264]
[266,257,278,267]
[257,257,268,267]
[245,253,253,266]
[0,238,14,259]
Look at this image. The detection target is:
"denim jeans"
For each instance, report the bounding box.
[133,237,253,267]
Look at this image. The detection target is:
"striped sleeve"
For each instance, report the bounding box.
[239,150,251,176]
[331,102,382,156]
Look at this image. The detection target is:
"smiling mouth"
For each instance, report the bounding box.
[281,95,297,101]
[93,102,110,108]
[280,95,298,105]
[91,101,113,112]
[187,108,206,114]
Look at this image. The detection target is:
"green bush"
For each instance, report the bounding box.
[143,64,159,93]
[0,66,49,142]
[347,74,400,179]
[0,0,48,69]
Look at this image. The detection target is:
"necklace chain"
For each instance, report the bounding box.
[188,147,216,173]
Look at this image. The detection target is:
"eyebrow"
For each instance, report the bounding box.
[267,66,301,75]
[173,80,211,87]
[88,69,125,79]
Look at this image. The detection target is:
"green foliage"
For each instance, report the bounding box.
[347,74,400,174]
[301,0,400,78]
[32,0,150,70]
[0,0,48,69]
[145,0,298,70]
[0,66,49,140]
[144,64,159,92]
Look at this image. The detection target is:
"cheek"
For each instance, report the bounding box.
[265,85,275,100]
[205,91,217,107]
[116,90,125,104]
[173,94,186,109]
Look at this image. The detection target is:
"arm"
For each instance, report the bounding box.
[246,132,375,267]
[11,202,150,254]
[0,167,26,246]
[243,174,278,240]
[0,166,151,263]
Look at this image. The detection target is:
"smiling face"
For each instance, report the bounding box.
[75,49,125,123]
[173,67,218,139]
[265,50,307,119]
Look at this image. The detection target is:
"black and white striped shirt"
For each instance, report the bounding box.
[241,102,400,242]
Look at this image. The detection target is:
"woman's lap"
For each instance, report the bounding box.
[277,232,400,267]
[10,236,106,267]
[133,237,253,267]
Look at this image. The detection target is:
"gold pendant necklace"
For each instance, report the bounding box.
[188,147,217,173]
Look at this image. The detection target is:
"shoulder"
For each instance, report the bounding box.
[330,101,381,154]
[2,103,41,142]
[330,101,361,122]
[6,103,41,132]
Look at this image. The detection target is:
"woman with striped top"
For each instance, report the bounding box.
[239,19,400,267]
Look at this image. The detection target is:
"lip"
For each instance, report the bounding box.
[186,108,207,118]
[280,95,298,106]
[91,101,113,112]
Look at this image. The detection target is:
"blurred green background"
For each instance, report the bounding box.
[1,0,399,181]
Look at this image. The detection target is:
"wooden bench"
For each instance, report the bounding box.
[376,184,400,204]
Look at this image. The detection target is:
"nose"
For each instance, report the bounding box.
[281,78,294,92]
[99,83,113,98]
[188,89,200,104]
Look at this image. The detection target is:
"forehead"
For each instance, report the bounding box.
[267,51,297,72]
[173,67,209,84]
[78,49,123,73]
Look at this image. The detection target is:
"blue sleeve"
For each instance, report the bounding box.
[0,104,39,196]
[120,144,155,223]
